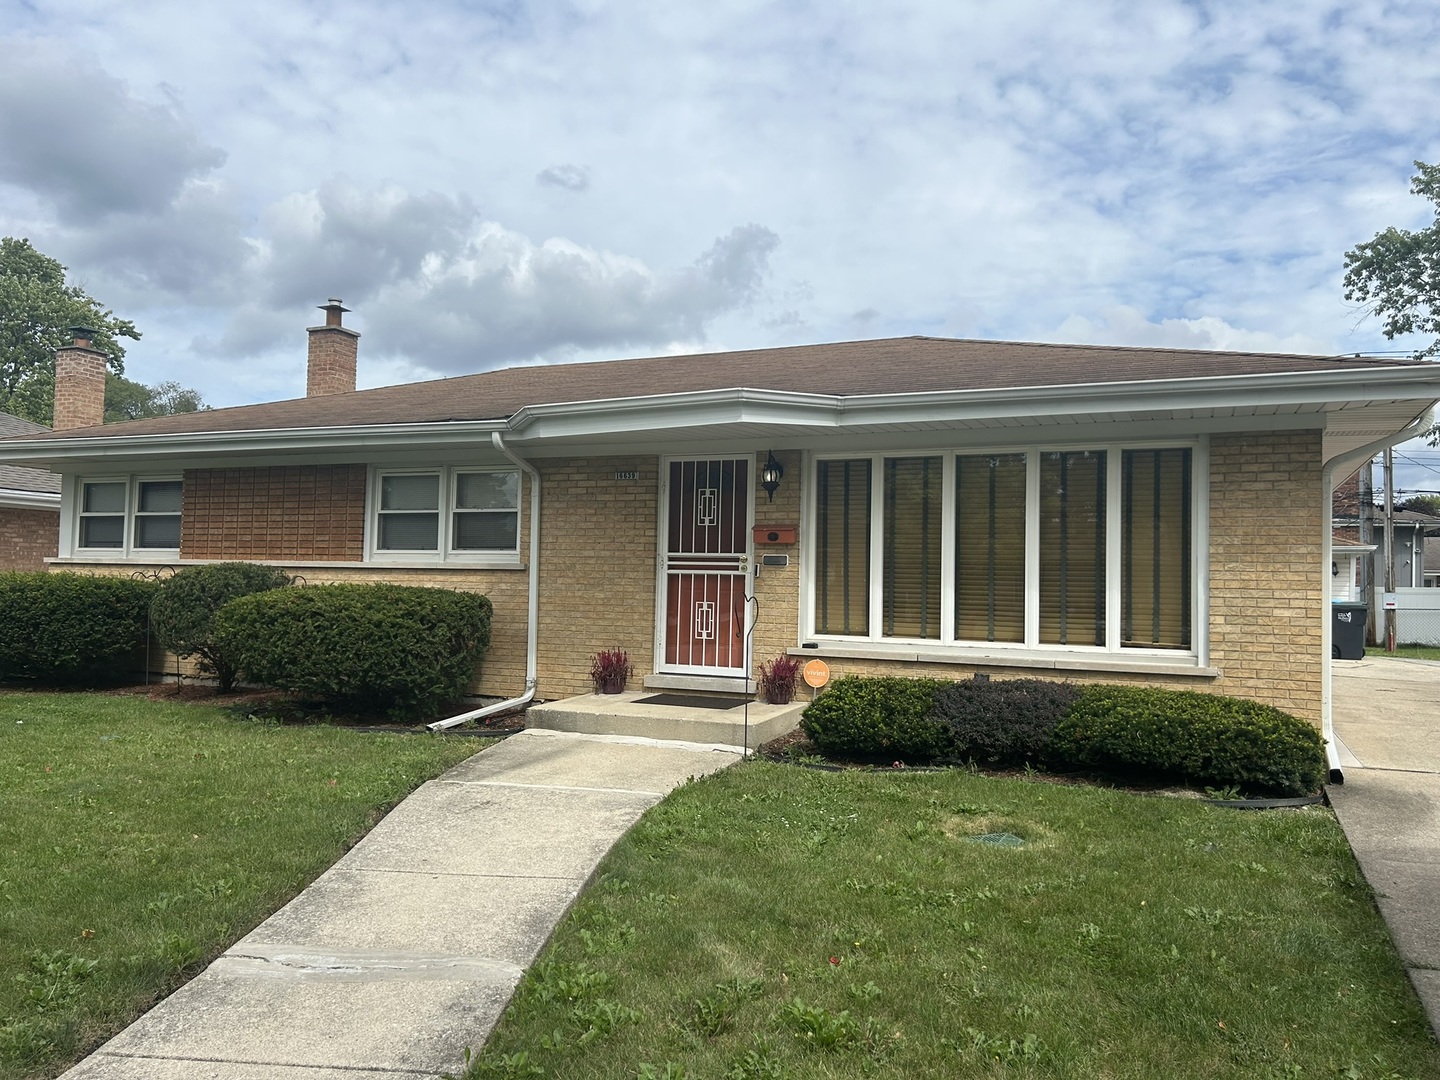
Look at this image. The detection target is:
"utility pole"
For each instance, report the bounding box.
[1385,447,1396,652]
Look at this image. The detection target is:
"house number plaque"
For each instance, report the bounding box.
[615,470,639,481]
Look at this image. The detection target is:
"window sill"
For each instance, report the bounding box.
[51,556,528,571]
[789,641,1219,679]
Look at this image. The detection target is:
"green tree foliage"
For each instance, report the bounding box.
[104,373,209,423]
[1344,161,1440,359]
[0,237,139,424]
[1398,494,1440,516]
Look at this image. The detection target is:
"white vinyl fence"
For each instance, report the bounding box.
[1395,587,1440,646]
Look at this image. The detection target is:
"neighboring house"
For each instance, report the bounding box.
[0,412,60,571]
[3,307,1440,773]
[1331,535,1375,604]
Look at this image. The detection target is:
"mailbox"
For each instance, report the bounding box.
[753,523,798,545]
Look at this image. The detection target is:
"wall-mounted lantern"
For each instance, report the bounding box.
[761,450,784,502]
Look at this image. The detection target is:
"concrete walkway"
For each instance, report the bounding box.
[62,728,743,1080]
[1329,658,1440,1038]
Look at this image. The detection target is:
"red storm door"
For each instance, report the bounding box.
[662,458,751,674]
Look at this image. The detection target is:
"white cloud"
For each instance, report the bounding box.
[1052,305,1336,356]
[1,2,1438,404]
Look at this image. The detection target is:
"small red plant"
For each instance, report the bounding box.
[590,648,633,694]
[758,653,802,704]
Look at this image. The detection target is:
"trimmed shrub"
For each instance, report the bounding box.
[800,676,951,762]
[1050,685,1325,796]
[0,572,156,684]
[931,676,1081,767]
[215,583,492,719]
[151,563,293,691]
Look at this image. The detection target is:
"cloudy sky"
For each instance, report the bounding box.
[1,0,1438,447]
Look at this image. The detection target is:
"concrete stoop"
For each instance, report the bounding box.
[524,691,805,748]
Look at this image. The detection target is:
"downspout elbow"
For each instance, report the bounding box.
[427,431,542,733]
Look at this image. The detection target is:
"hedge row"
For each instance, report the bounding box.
[0,566,492,720]
[0,572,156,683]
[216,582,491,719]
[800,675,1326,796]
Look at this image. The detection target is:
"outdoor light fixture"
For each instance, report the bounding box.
[761,450,784,502]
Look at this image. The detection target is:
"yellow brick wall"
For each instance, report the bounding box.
[1206,431,1322,719]
[750,448,804,687]
[535,455,659,698]
[744,434,1324,723]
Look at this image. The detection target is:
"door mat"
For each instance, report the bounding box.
[633,694,744,710]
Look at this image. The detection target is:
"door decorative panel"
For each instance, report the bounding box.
[662,459,750,673]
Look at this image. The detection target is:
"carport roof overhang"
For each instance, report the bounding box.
[1,365,1438,470]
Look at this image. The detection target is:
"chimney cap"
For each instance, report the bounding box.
[317,299,350,328]
[67,325,99,342]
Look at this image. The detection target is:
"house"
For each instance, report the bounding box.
[3,305,1440,778]
[0,411,60,571]
[1332,461,1440,643]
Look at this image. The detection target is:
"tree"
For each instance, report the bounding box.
[104,374,209,423]
[0,237,139,424]
[1343,161,1440,359]
[1398,494,1440,517]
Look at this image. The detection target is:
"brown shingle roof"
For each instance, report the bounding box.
[16,335,1428,441]
[0,413,60,492]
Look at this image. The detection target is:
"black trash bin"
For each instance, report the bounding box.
[1332,602,1367,659]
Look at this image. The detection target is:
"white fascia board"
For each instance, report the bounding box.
[0,488,61,510]
[0,419,510,469]
[506,366,1440,441]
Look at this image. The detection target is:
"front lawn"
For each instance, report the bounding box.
[0,691,482,1079]
[469,762,1439,1080]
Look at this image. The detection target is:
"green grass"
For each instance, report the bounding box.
[467,762,1440,1080]
[1387,644,1440,662]
[0,690,483,1079]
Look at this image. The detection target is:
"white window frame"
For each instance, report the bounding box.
[71,474,183,559]
[366,465,522,564]
[803,439,1207,662]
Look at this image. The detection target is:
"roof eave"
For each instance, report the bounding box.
[1,363,1439,467]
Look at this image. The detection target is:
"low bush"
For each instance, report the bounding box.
[1050,684,1325,796]
[0,572,155,684]
[800,676,950,762]
[151,563,293,691]
[215,583,492,719]
[758,654,802,704]
[931,676,1081,767]
[590,648,633,693]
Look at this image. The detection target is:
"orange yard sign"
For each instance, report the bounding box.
[802,659,830,688]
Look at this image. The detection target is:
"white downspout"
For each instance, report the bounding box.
[1320,408,1433,782]
[428,432,541,732]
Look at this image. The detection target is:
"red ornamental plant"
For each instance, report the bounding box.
[759,654,802,704]
[590,648,633,694]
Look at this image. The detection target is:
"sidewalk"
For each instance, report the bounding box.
[62,728,744,1079]
[1329,658,1440,1037]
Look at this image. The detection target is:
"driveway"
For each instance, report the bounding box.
[1330,657,1440,1036]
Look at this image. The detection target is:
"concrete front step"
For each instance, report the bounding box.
[525,691,806,749]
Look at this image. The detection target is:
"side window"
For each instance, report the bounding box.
[135,480,183,549]
[79,481,126,549]
[453,471,519,551]
[377,474,441,551]
[371,468,520,558]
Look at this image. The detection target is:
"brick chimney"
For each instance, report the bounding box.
[306,299,359,397]
[53,327,107,430]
